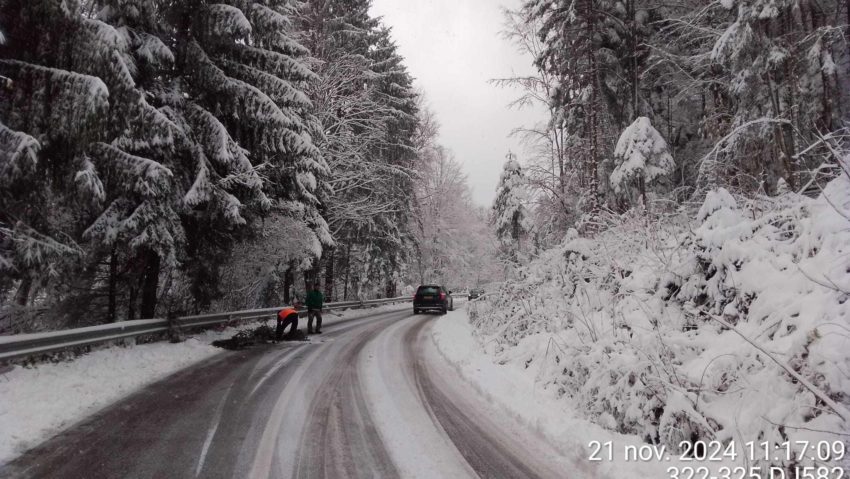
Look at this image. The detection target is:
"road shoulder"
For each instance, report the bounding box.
[429,306,678,478]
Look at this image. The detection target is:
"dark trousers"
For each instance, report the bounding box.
[276,314,298,340]
[308,309,322,332]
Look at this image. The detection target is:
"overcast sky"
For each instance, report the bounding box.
[369,0,546,206]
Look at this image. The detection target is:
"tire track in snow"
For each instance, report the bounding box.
[359,315,478,478]
[404,315,568,479]
[248,310,407,479]
[292,323,399,479]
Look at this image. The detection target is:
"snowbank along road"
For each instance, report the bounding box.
[1,307,576,479]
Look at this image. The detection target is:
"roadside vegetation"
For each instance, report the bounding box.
[481,0,850,470]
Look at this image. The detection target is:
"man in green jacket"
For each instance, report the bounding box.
[306,282,324,334]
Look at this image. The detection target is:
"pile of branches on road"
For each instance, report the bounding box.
[211,323,281,350]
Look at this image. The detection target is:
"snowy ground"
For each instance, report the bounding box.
[0,302,409,466]
[457,175,850,474]
[430,306,691,478]
[427,305,850,477]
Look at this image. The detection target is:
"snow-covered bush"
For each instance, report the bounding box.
[469,173,850,468]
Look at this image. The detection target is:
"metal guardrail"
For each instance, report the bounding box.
[0,297,408,363]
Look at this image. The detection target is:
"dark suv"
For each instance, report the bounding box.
[413,285,453,314]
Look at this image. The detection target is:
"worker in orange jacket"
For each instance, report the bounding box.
[276,303,300,340]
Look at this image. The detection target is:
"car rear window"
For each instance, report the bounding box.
[417,286,440,295]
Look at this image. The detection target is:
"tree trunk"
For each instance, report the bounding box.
[324,248,335,302]
[283,265,293,304]
[586,0,600,214]
[139,249,160,319]
[127,254,142,320]
[416,243,425,285]
[638,174,648,214]
[303,270,311,295]
[588,65,600,212]
[629,0,639,120]
[14,277,32,306]
[385,276,394,298]
[342,243,352,300]
[107,246,117,322]
[128,283,138,321]
[766,71,796,191]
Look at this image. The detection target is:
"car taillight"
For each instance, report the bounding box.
[439,292,446,300]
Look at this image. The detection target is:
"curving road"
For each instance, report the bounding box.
[1,308,574,479]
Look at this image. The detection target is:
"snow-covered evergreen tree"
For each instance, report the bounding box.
[610,117,675,209]
[527,0,654,214]
[96,0,328,315]
[1,0,331,324]
[0,0,183,321]
[491,154,531,264]
[361,25,418,297]
[298,0,419,300]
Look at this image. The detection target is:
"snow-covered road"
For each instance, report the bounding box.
[1,307,574,479]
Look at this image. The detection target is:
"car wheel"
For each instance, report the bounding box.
[441,307,447,315]
[413,309,419,315]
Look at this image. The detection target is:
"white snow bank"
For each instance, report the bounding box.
[0,302,409,466]
[0,336,220,465]
[431,308,698,478]
[464,174,850,472]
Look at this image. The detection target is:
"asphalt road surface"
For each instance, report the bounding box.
[1,308,576,479]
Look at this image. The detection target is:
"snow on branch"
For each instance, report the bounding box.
[135,32,174,66]
[90,142,173,198]
[610,117,674,196]
[229,43,318,83]
[186,42,298,133]
[0,122,40,187]
[694,117,793,194]
[0,60,109,134]
[73,156,105,207]
[706,313,850,423]
[184,150,213,208]
[0,223,83,272]
[249,4,309,55]
[183,103,239,166]
[204,4,252,40]
[77,17,130,62]
[250,3,291,31]
[218,59,313,109]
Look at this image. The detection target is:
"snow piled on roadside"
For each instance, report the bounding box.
[462,174,850,471]
[0,302,410,466]
[0,336,220,464]
[431,309,685,478]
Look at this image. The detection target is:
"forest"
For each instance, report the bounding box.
[490,0,849,253]
[478,0,850,463]
[0,0,495,332]
[1,0,849,336]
